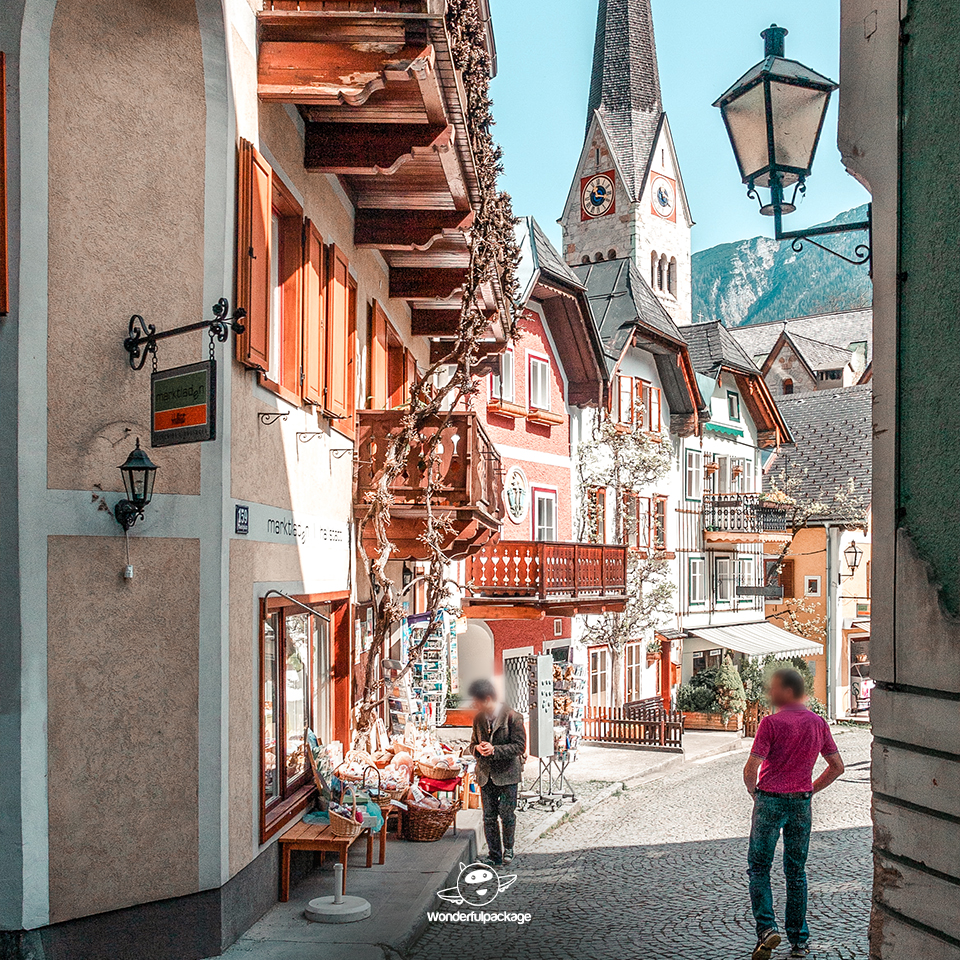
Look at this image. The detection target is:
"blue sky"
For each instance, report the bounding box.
[488,0,871,254]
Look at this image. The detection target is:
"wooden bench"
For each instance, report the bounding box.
[278,819,387,902]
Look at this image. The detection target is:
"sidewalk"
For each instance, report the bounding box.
[210,811,483,960]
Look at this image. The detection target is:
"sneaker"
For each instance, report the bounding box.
[752,930,782,960]
[789,946,810,958]
[502,849,515,866]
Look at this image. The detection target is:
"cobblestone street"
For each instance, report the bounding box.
[413,727,872,960]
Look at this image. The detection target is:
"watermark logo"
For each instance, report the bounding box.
[437,862,517,907]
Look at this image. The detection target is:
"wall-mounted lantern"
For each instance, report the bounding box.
[844,540,864,575]
[714,24,872,267]
[115,439,159,531]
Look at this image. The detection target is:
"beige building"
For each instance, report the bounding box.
[0,2,507,958]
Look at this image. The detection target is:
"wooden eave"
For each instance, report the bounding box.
[730,368,793,449]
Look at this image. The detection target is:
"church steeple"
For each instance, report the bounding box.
[586,0,663,199]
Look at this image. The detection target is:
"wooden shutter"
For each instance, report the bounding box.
[0,53,7,316]
[325,245,350,419]
[780,559,796,599]
[302,220,325,405]
[650,387,662,432]
[236,139,272,370]
[404,350,417,405]
[369,300,389,409]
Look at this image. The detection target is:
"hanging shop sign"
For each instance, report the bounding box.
[151,360,216,447]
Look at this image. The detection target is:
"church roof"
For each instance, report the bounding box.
[586,0,663,200]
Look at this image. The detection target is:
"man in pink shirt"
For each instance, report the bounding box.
[742,669,845,959]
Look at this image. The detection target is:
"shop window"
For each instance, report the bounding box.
[491,347,515,403]
[685,449,703,500]
[625,643,643,703]
[261,600,332,840]
[533,488,558,542]
[528,355,551,410]
[589,648,609,708]
[689,557,706,605]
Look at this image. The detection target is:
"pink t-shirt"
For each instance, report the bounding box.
[752,705,840,794]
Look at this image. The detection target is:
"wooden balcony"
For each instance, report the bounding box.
[464,540,629,617]
[703,494,792,544]
[257,0,509,342]
[354,410,503,560]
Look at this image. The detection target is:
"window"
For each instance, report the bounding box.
[743,458,755,493]
[615,375,661,432]
[818,369,843,382]
[651,251,659,289]
[805,576,822,597]
[236,140,353,429]
[727,392,741,421]
[652,496,668,551]
[533,488,558,542]
[491,347,515,403]
[738,557,755,602]
[607,248,618,260]
[715,455,732,494]
[625,643,643,703]
[685,449,703,500]
[369,303,413,410]
[589,648,609,708]
[783,379,794,395]
[587,487,606,543]
[715,556,735,603]
[261,601,332,839]
[765,558,796,600]
[657,255,667,291]
[529,355,551,410]
[689,557,706,605]
[668,257,678,297]
[554,618,564,638]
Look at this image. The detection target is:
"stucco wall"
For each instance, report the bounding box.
[46,535,201,922]
[47,0,207,497]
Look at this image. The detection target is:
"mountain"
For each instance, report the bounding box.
[692,205,873,327]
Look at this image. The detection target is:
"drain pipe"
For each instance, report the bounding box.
[824,525,839,720]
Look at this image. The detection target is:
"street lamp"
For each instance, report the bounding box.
[844,541,864,575]
[115,439,159,531]
[714,25,872,267]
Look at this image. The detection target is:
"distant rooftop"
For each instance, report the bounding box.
[678,321,760,377]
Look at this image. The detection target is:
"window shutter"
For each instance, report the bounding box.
[651,388,662,432]
[325,244,350,419]
[777,559,796,599]
[236,139,272,370]
[404,350,417,405]
[369,301,389,409]
[302,220,325,405]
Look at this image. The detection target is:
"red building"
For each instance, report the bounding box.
[458,219,627,700]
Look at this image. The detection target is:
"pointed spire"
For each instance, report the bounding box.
[586,0,664,199]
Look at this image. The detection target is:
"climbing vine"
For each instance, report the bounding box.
[352,0,521,745]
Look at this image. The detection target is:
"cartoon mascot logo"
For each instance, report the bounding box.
[436,862,517,907]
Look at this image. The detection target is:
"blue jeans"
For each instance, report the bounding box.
[748,791,813,946]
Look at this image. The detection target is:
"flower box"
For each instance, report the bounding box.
[682,711,743,732]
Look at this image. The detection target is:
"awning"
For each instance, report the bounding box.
[704,423,745,438]
[686,621,823,659]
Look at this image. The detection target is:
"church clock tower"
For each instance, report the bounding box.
[561,0,693,325]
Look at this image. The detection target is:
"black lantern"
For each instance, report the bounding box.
[844,541,864,575]
[714,25,871,266]
[115,439,159,531]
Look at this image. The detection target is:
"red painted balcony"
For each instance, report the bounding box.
[354,410,503,561]
[464,540,629,616]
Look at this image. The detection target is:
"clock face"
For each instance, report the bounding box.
[651,175,677,221]
[581,172,616,220]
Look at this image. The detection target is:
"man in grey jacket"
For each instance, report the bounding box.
[467,679,527,867]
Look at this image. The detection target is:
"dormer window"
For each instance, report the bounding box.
[727,391,741,421]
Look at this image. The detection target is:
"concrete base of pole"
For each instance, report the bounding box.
[304,895,372,923]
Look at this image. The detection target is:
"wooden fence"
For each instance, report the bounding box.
[583,700,684,753]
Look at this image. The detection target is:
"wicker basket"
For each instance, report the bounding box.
[416,757,462,782]
[361,765,408,814]
[330,786,364,839]
[335,750,379,785]
[404,797,461,843]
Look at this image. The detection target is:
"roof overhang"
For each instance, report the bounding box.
[686,622,823,659]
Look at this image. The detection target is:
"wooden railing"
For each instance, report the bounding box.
[583,701,684,752]
[355,410,503,523]
[703,493,791,536]
[467,541,628,602]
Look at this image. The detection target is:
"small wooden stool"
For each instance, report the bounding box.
[278,820,384,902]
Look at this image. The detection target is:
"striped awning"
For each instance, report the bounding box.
[686,621,823,659]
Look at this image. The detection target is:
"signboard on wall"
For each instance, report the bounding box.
[151,360,216,447]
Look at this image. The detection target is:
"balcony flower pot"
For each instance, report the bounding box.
[704,463,719,475]
[682,711,743,733]
[646,652,660,667]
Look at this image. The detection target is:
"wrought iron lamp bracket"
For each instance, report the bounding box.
[124,297,246,371]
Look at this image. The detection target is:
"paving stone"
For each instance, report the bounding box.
[412,727,873,960]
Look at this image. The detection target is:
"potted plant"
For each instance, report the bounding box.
[646,637,662,666]
[676,657,746,732]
